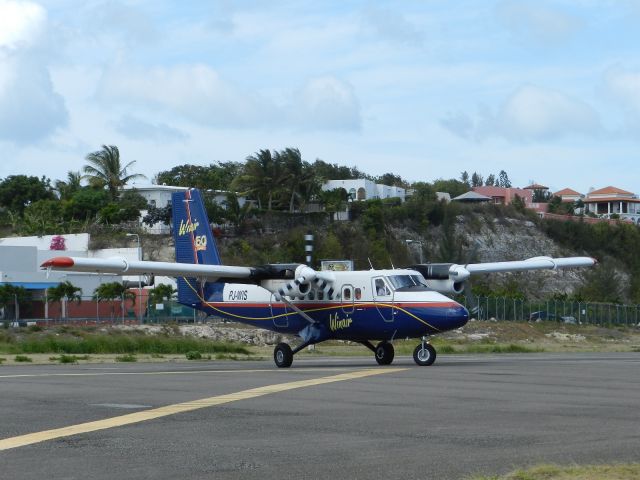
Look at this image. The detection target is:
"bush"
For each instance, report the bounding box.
[115,354,137,362]
[14,355,32,362]
[185,351,202,360]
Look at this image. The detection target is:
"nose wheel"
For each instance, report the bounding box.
[413,340,436,366]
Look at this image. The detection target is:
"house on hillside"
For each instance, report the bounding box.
[554,188,584,203]
[121,184,249,234]
[583,186,640,224]
[322,179,406,202]
[472,186,533,207]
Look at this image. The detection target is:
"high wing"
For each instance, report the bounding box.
[41,256,254,282]
[413,256,596,283]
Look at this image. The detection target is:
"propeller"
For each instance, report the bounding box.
[462,241,481,318]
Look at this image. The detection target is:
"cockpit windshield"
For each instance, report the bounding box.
[386,275,428,290]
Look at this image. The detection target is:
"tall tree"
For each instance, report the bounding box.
[83,145,146,200]
[232,149,285,210]
[46,281,82,319]
[55,171,82,200]
[485,174,496,186]
[498,170,512,188]
[0,175,54,215]
[470,172,483,187]
[460,171,470,187]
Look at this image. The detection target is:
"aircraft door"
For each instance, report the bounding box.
[341,284,355,314]
[270,293,288,328]
[372,277,394,322]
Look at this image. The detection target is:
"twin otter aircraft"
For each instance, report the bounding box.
[42,189,596,368]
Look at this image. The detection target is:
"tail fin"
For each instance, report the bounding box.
[171,188,223,306]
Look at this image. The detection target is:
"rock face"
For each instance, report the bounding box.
[117,323,293,346]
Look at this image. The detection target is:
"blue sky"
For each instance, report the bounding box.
[1,0,640,193]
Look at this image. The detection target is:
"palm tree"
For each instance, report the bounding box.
[46,281,82,319]
[83,145,146,200]
[232,149,286,211]
[55,171,82,200]
[278,148,317,213]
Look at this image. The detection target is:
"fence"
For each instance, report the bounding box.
[5,295,640,327]
[460,296,640,326]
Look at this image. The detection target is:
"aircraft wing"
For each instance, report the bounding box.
[464,256,596,275]
[41,256,254,281]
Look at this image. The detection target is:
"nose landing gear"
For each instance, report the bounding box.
[413,336,436,366]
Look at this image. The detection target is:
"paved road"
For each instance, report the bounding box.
[1,353,639,479]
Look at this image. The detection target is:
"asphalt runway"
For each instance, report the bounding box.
[1,353,639,480]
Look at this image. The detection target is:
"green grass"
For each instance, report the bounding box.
[14,355,32,362]
[469,463,640,479]
[0,357,5,364]
[0,332,249,356]
[49,354,91,364]
[115,354,137,362]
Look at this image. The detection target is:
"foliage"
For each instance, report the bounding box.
[54,171,83,200]
[0,284,31,310]
[431,178,469,198]
[83,145,146,200]
[185,350,202,360]
[143,204,172,227]
[93,282,135,303]
[148,284,177,305]
[546,196,574,215]
[47,281,82,306]
[154,162,242,189]
[0,175,54,215]
[63,187,109,221]
[222,192,253,229]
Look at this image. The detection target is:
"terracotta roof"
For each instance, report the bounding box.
[588,186,634,196]
[524,183,548,190]
[583,197,640,203]
[554,188,582,196]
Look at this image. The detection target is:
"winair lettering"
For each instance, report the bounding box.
[178,218,200,236]
[228,290,248,301]
[329,312,352,331]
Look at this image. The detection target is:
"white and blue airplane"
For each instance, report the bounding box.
[42,188,596,368]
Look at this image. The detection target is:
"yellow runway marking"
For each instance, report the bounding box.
[0,368,405,451]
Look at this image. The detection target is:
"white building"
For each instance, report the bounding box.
[322,179,406,202]
[583,186,640,224]
[122,184,249,234]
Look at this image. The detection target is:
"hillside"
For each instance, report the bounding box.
[107,201,637,302]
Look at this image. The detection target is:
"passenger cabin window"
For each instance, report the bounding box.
[355,288,362,300]
[342,287,352,300]
[375,278,390,296]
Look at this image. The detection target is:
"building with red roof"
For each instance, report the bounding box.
[553,188,583,203]
[583,186,640,224]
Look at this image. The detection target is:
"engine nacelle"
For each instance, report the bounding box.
[423,279,465,295]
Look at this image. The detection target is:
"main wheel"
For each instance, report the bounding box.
[274,343,293,368]
[374,342,395,365]
[413,343,436,366]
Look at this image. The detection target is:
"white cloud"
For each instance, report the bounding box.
[441,85,600,142]
[289,77,361,132]
[0,0,68,143]
[496,0,582,45]
[98,64,361,132]
[0,0,45,50]
[361,6,424,47]
[113,115,188,142]
[604,68,640,115]
[98,64,270,128]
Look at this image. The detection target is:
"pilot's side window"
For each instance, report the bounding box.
[375,279,390,296]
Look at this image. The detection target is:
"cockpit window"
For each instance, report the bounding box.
[387,275,427,290]
[374,278,391,296]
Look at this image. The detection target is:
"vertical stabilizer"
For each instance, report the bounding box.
[171,189,223,306]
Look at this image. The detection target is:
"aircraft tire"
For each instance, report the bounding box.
[413,343,436,366]
[274,343,293,368]
[374,342,394,365]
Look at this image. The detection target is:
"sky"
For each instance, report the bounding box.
[1,0,640,193]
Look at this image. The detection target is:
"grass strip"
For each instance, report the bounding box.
[0,333,249,356]
[470,463,640,479]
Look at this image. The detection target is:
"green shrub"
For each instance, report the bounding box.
[0,357,5,364]
[14,355,32,362]
[185,351,202,360]
[115,354,137,362]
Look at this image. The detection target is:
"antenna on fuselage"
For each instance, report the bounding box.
[367,257,374,269]
[389,256,395,269]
